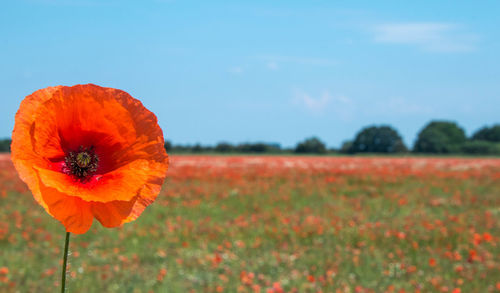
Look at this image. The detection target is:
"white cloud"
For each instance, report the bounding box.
[293,91,332,112]
[372,22,478,52]
[292,92,438,122]
[267,61,278,70]
[292,90,355,120]
[228,66,244,74]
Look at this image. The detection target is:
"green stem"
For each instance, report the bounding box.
[61,231,70,293]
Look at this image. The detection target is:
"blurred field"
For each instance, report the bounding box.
[0,154,499,293]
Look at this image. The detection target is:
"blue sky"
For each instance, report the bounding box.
[1,0,499,148]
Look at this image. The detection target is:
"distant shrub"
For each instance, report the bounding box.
[471,124,500,142]
[461,141,500,155]
[0,139,11,152]
[191,144,205,153]
[164,140,172,152]
[215,142,235,153]
[414,121,466,153]
[295,137,327,154]
[339,140,353,154]
[350,125,407,153]
[236,143,281,153]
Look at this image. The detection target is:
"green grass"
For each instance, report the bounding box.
[0,158,499,292]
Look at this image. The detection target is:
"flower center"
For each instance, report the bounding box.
[76,152,91,168]
[64,146,99,181]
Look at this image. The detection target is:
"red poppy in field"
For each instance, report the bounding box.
[11,84,168,234]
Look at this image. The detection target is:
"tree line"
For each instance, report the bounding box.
[339,121,500,155]
[0,120,497,155]
[163,121,500,155]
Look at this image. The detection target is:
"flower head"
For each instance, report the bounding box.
[11,84,168,234]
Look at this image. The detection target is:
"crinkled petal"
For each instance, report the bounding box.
[38,177,93,234]
[11,84,168,233]
[34,158,166,202]
[122,174,165,223]
[11,86,63,210]
[90,199,136,228]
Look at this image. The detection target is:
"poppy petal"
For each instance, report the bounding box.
[123,175,165,223]
[12,84,168,233]
[34,158,166,202]
[11,86,63,210]
[38,177,93,234]
[28,84,166,172]
[90,199,136,228]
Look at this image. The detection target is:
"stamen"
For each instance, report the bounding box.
[76,152,91,168]
[64,146,99,182]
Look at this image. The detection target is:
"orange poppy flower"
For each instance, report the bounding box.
[11,84,168,234]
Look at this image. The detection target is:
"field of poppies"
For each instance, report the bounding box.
[0,154,499,292]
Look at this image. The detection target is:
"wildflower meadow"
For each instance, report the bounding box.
[1,154,499,292]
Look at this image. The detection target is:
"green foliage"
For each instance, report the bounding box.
[165,141,283,154]
[295,137,327,154]
[461,140,500,155]
[414,121,466,153]
[471,124,500,142]
[215,142,283,153]
[0,139,11,152]
[215,142,234,152]
[164,140,172,152]
[191,144,204,153]
[236,143,281,153]
[350,125,407,153]
[339,141,353,154]
[156,121,499,156]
